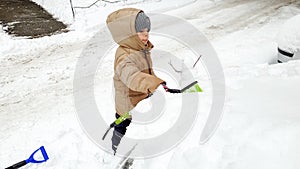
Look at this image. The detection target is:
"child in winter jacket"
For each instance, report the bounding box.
[106,8,165,154]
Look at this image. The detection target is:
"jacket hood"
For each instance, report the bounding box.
[106,8,153,50]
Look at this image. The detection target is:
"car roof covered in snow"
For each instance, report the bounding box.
[277,14,300,53]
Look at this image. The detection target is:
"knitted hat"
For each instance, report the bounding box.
[135,12,151,32]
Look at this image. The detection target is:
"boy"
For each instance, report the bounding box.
[106,8,165,154]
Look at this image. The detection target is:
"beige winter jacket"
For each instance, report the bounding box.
[106,8,164,116]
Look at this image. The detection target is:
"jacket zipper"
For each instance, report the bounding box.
[142,49,152,75]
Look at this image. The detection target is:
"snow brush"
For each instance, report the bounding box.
[102,81,202,140]
[181,81,203,93]
[163,81,203,93]
[5,146,49,169]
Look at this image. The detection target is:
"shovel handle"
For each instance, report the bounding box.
[5,160,27,169]
[102,112,130,140]
[102,123,115,140]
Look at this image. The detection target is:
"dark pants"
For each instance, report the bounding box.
[114,113,132,135]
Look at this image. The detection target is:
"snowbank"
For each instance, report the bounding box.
[276,14,300,53]
[32,0,75,24]
[168,60,300,169]
[31,0,196,25]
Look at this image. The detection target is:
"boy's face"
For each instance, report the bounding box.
[137,28,149,45]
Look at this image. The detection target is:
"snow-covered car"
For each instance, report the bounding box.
[277,14,300,63]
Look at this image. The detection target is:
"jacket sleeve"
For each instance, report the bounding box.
[115,54,164,93]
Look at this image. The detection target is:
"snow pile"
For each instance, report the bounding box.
[214,33,278,66]
[32,0,75,24]
[276,14,300,53]
[31,0,196,28]
[168,60,300,169]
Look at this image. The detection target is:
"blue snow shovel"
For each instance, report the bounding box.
[5,146,49,169]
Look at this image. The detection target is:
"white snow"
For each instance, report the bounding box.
[277,14,300,53]
[1,0,300,169]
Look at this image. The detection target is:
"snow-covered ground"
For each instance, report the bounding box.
[1,0,300,168]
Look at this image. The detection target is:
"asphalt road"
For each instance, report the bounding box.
[0,0,67,38]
